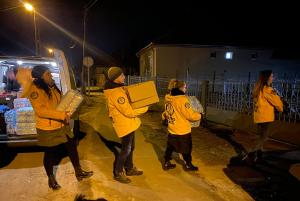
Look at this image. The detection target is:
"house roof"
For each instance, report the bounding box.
[136,42,276,57]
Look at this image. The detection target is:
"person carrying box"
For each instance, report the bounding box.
[17,65,93,190]
[162,79,201,171]
[104,66,148,184]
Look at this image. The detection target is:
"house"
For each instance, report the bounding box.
[136,43,300,81]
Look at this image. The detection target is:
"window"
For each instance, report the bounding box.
[225,52,233,60]
[251,52,257,60]
[210,51,216,58]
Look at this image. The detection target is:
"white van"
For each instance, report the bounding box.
[0,49,79,162]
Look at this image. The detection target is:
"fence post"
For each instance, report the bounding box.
[212,71,216,93]
[127,75,130,85]
[200,80,209,120]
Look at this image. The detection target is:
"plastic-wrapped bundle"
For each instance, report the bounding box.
[4,109,16,125]
[16,123,37,135]
[0,105,10,113]
[187,96,203,127]
[56,90,84,117]
[13,98,32,109]
[16,115,35,123]
[16,107,35,123]
[6,124,15,134]
[16,122,36,129]
[16,107,35,116]
[16,128,37,135]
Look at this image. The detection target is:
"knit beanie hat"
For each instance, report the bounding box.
[31,65,49,79]
[107,66,123,81]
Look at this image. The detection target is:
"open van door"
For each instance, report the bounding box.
[0,49,76,147]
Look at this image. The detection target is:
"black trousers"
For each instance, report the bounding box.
[43,136,81,177]
[164,135,192,164]
[253,122,272,152]
[114,132,135,174]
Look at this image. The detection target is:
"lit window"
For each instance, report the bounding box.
[225,52,233,60]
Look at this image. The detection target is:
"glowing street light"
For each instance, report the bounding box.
[24,3,34,11]
[23,2,40,56]
[48,48,53,54]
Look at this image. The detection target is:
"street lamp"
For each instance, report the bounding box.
[24,3,33,11]
[23,2,40,56]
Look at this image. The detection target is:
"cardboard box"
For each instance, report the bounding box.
[125,81,159,109]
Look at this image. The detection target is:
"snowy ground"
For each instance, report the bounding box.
[0,96,298,201]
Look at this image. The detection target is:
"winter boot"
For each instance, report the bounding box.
[163,160,176,170]
[75,168,93,181]
[48,174,61,190]
[126,167,143,176]
[184,163,198,171]
[114,172,131,183]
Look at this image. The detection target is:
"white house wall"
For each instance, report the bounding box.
[141,46,300,80]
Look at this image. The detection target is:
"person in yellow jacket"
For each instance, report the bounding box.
[103,67,148,183]
[162,80,201,171]
[245,70,283,162]
[17,65,93,190]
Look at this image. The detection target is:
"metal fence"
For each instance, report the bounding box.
[208,80,300,123]
[127,75,300,123]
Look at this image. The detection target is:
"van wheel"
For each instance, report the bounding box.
[0,144,17,168]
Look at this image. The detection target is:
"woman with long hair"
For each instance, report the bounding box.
[162,80,201,171]
[249,70,283,162]
[19,65,93,190]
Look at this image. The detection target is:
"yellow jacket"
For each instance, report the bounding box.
[163,94,201,135]
[253,86,283,123]
[24,83,66,130]
[104,87,148,138]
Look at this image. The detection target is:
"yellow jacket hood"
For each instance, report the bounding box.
[163,94,201,135]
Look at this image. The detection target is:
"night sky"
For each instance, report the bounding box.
[0,0,299,72]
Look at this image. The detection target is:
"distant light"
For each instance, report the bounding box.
[24,3,34,11]
[50,62,57,67]
[225,52,233,60]
[17,60,23,65]
[48,48,53,54]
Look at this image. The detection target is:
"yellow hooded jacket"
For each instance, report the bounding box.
[163,94,201,135]
[104,87,148,138]
[253,86,283,123]
[22,82,66,130]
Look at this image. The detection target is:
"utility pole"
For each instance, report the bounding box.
[81,0,98,94]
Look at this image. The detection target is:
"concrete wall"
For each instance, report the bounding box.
[206,106,300,145]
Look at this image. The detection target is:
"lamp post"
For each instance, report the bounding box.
[24,2,40,56]
[81,0,98,94]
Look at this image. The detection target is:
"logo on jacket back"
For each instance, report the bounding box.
[117,97,125,104]
[165,102,175,124]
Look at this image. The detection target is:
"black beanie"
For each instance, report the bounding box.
[107,67,123,81]
[31,65,49,79]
